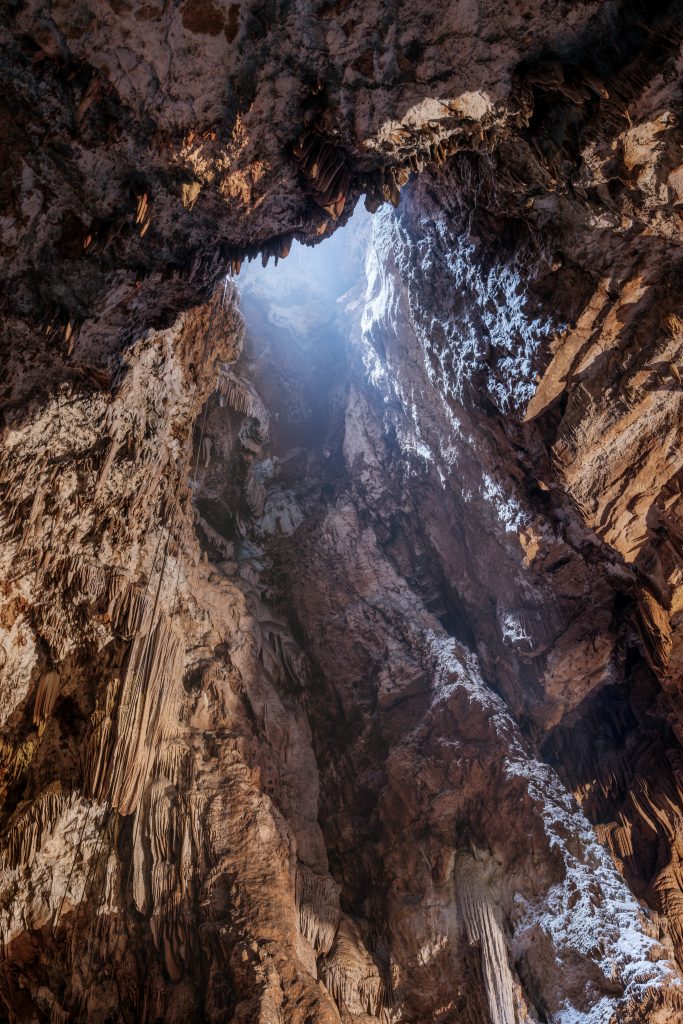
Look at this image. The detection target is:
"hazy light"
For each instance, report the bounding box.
[237,203,373,324]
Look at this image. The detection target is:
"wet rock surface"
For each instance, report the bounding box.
[1,1,683,1021]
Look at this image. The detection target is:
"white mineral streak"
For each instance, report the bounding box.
[360,210,537,535]
[508,756,682,1008]
[499,610,533,648]
[426,631,681,1019]
[481,472,529,534]
[408,211,563,415]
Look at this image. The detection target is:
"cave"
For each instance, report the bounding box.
[1,1,682,1022]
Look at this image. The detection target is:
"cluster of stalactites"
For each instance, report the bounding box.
[0,781,68,872]
[215,366,269,528]
[293,132,351,220]
[131,770,205,983]
[85,581,184,816]
[295,863,341,956]
[216,367,269,433]
[320,915,387,1020]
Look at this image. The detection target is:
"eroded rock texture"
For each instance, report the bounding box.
[1,0,683,1021]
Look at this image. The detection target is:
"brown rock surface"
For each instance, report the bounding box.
[1,0,683,1021]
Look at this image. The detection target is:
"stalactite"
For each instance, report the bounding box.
[239,417,264,444]
[39,555,121,661]
[453,852,517,1024]
[87,680,119,803]
[635,589,673,674]
[628,779,680,840]
[0,782,68,870]
[0,736,37,792]
[98,845,122,921]
[150,893,185,982]
[132,805,148,916]
[295,863,341,955]
[153,740,194,790]
[49,1000,70,1024]
[320,915,385,1018]
[196,514,234,559]
[151,862,178,909]
[128,759,202,985]
[597,819,638,877]
[244,475,266,518]
[188,791,206,858]
[591,745,627,800]
[215,367,270,525]
[33,669,61,735]
[85,583,184,815]
[216,368,269,434]
[144,786,171,862]
[653,852,683,963]
[293,131,350,219]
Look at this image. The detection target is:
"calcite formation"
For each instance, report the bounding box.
[1,0,683,1021]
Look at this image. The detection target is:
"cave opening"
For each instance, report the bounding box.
[236,202,373,458]
[193,204,373,565]
[194,197,477,650]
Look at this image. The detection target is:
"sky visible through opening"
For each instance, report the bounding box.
[236,203,373,327]
[209,201,377,555]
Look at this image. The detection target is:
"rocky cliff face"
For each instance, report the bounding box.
[1,0,683,1021]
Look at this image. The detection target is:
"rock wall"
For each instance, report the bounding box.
[1,0,683,1021]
